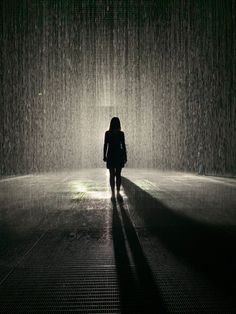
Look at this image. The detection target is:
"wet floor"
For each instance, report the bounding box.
[0,169,235,313]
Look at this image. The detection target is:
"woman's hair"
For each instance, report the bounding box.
[109,117,121,131]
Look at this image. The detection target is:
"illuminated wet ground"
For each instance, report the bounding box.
[0,169,235,313]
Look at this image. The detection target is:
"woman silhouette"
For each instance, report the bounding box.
[103,117,127,199]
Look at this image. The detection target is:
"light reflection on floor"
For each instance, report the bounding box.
[68,176,127,200]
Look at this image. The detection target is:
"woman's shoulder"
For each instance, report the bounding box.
[106,130,124,136]
[117,130,124,136]
[117,130,124,137]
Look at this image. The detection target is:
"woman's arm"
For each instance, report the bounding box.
[122,132,127,163]
[103,132,108,161]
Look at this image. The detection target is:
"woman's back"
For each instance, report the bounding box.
[104,129,127,168]
[106,130,123,152]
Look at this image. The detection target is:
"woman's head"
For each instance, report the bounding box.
[109,117,121,131]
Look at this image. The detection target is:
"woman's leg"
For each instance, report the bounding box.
[115,167,122,193]
[109,168,115,196]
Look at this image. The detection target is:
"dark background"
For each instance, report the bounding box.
[0,0,235,175]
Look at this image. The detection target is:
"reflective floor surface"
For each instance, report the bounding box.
[0,169,235,313]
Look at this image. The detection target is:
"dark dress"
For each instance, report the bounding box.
[103,130,127,169]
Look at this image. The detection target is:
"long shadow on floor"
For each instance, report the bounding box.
[112,197,166,314]
[121,177,236,303]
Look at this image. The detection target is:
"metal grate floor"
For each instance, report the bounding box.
[1,171,236,313]
[0,265,122,313]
